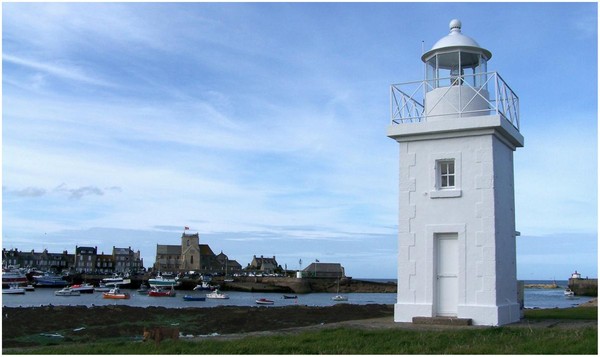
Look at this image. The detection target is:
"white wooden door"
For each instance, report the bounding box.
[436,233,458,316]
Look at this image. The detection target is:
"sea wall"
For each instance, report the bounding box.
[568,278,598,297]
[215,277,397,294]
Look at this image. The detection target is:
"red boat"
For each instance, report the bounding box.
[148,287,176,297]
[255,298,274,305]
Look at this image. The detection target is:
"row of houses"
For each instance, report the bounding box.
[2,246,144,275]
[3,232,347,279]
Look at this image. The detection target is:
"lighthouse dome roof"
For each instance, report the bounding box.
[422,19,492,61]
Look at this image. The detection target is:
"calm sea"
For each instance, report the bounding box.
[1,279,592,309]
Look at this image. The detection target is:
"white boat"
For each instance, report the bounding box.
[24,284,35,291]
[331,279,348,301]
[2,284,25,294]
[70,283,95,294]
[332,295,348,301]
[564,288,575,297]
[206,289,229,299]
[94,283,111,292]
[193,281,214,291]
[103,287,130,299]
[148,275,179,288]
[54,287,81,296]
[102,276,131,286]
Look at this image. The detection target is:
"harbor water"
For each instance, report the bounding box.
[2,280,592,309]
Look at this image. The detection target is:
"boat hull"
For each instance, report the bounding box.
[103,293,130,299]
[148,290,176,297]
[256,299,274,305]
[183,295,206,301]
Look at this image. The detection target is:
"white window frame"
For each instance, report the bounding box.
[430,152,462,198]
[438,160,456,189]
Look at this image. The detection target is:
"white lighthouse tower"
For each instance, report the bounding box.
[387,19,523,326]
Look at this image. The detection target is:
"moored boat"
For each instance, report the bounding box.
[193,281,215,291]
[34,273,68,287]
[256,298,274,305]
[148,275,179,288]
[183,295,206,301]
[206,289,229,299]
[564,288,575,297]
[2,269,28,286]
[24,284,35,291]
[137,284,150,295]
[2,284,25,294]
[332,295,348,302]
[103,287,130,299]
[102,275,131,286]
[283,295,298,299]
[94,283,111,292]
[70,283,95,294]
[148,287,176,297]
[55,287,81,296]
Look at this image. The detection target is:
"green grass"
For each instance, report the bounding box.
[5,306,597,355]
[524,306,597,320]
[5,326,597,355]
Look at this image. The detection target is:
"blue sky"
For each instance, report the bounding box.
[2,2,597,279]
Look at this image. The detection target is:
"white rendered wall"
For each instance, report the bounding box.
[389,114,522,326]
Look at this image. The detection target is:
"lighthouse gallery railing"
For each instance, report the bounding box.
[390,71,520,131]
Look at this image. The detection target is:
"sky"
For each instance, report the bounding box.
[2,2,597,279]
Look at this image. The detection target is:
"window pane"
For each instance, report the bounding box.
[448,176,455,187]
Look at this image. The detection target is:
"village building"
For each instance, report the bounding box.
[246,255,281,274]
[2,245,144,275]
[216,251,242,275]
[2,248,72,271]
[95,252,114,274]
[74,246,98,274]
[302,262,345,278]
[153,232,240,274]
[112,246,144,274]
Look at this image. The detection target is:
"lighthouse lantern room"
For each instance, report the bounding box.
[387,20,524,326]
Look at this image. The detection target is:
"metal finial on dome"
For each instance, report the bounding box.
[449,19,461,32]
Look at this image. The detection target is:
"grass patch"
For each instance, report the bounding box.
[6,325,597,355]
[524,306,597,320]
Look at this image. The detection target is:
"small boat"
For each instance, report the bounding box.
[332,295,348,302]
[206,289,229,299]
[137,284,150,295]
[34,273,68,287]
[193,281,214,291]
[55,287,81,296]
[94,283,111,292]
[332,279,348,301]
[256,298,274,305]
[102,275,132,287]
[183,295,206,301]
[70,283,95,294]
[283,295,298,299]
[148,287,176,297]
[24,284,35,291]
[2,284,25,294]
[564,288,575,297]
[2,269,28,286]
[103,287,130,299]
[148,274,179,288]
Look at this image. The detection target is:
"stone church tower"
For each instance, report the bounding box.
[180,232,201,271]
